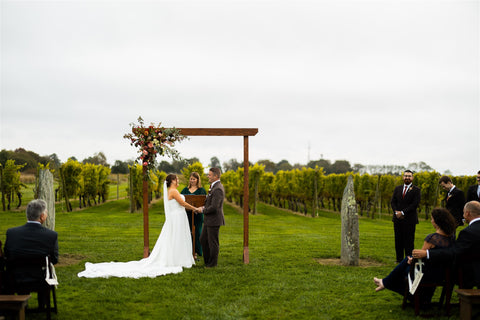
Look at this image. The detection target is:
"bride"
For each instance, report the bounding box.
[78,174,198,278]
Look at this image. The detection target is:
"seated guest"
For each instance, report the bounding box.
[4,199,59,272]
[413,201,480,288]
[374,208,456,297]
[3,199,58,307]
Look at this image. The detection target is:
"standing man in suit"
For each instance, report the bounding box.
[439,175,466,227]
[199,168,225,268]
[413,201,480,288]
[390,170,421,263]
[466,170,480,203]
[4,199,59,264]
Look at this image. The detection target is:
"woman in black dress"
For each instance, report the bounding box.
[373,207,456,298]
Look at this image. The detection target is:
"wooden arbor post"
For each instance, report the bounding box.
[177,128,258,264]
[142,166,149,258]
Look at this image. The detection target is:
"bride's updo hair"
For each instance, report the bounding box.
[165,174,177,188]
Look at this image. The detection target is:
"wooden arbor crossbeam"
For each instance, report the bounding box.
[141,128,258,264]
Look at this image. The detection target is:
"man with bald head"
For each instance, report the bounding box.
[413,201,480,288]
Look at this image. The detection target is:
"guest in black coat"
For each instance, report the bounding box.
[4,199,59,281]
[439,175,466,227]
[413,201,480,289]
[466,170,480,203]
[391,170,421,262]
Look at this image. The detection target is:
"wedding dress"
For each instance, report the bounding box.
[78,182,194,278]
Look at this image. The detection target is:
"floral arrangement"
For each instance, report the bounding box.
[123,117,186,172]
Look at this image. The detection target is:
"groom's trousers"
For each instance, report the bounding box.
[200,226,220,267]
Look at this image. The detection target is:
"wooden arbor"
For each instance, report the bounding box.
[142,128,258,264]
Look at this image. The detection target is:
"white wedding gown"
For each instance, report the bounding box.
[78,186,194,279]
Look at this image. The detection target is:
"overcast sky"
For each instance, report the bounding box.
[1,0,478,175]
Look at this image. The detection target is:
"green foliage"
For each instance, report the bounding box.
[415,171,441,219]
[127,165,166,211]
[82,151,108,166]
[249,163,265,214]
[128,164,144,211]
[58,159,111,211]
[111,160,132,174]
[0,148,50,173]
[0,159,26,209]
[181,162,208,189]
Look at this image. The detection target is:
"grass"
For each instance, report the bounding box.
[0,199,466,319]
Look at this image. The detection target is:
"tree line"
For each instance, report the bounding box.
[1,147,439,177]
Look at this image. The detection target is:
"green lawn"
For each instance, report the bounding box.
[0,200,466,319]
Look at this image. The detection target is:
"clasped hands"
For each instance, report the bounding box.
[193,206,204,213]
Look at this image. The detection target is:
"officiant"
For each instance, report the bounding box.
[181,172,207,260]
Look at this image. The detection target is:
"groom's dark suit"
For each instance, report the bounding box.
[429,220,480,288]
[200,180,225,267]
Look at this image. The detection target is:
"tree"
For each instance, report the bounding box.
[249,163,265,214]
[209,156,222,170]
[48,153,62,169]
[331,160,352,174]
[172,159,189,173]
[111,160,130,174]
[181,162,208,188]
[0,148,49,173]
[307,159,332,174]
[82,151,109,167]
[0,160,26,209]
[158,161,175,173]
[257,159,276,173]
[223,158,241,172]
[408,161,433,172]
[275,160,292,173]
[352,163,365,174]
[59,158,82,212]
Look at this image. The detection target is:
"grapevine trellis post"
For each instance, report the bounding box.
[141,128,258,264]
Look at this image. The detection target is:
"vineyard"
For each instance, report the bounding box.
[222,164,477,220]
[1,158,476,220]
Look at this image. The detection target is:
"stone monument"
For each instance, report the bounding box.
[38,169,55,230]
[341,175,359,266]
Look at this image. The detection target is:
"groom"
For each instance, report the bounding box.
[199,167,225,268]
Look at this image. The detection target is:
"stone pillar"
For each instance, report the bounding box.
[341,175,359,266]
[38,169,55,230]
